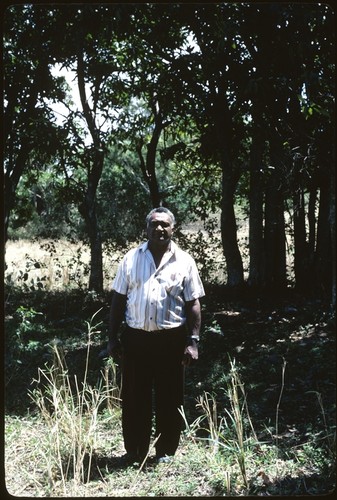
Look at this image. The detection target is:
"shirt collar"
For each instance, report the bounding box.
[141,240,176,255]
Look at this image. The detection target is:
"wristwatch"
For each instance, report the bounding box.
[187,335,200,344]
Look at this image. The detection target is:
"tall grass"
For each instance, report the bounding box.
[180,356,336,495]
[180,359,255,492]
[6,347,335,496]
[193,359,256,491]
[29,310,120,493]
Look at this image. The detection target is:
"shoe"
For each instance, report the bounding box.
[157,455,173,464]
[120,452,141,466]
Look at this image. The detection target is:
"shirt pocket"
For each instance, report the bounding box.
[163,272,185,298]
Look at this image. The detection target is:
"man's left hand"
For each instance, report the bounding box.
[182,344,198,366]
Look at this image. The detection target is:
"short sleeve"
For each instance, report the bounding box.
[183,258,205,301]
[111,257,128,295]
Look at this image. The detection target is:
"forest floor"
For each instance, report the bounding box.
[4,283,336,497]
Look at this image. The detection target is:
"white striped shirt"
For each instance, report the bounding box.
[112,241,205,331]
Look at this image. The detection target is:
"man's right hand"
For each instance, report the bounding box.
[107,338,122,358]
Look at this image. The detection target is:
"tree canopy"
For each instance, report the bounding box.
[3,2,335,305]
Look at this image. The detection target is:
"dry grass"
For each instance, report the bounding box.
[4,235,226,291]
[4,209,295,293]
[6,397,331,497]
[4,239,121,291]
[4,414,221,497]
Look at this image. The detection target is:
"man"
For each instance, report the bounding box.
[107,207,205,464]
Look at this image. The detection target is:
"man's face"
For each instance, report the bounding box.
[147,212,174,248]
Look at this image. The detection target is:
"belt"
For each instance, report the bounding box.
[126,325,186,335]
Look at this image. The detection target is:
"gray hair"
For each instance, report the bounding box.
[145,207,176,227]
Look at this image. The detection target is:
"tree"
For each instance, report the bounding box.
[177,4,245,287]
[4,3,335,303]
[41,4,137,291]
[3,5,69,243]
[115,3,189,209]
[234,2,335,298]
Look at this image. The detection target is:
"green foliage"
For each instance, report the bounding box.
[8,306,45,353]
[5,305,46,395]
[175,224,227,285]
[15,305,44,335]
[97,152,151,244]
[4,3,335,300]
[7,169,84,241]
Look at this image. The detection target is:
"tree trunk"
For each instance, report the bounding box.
[211,86,243,288]
[264,139,287,292]
[329,162,336,309]
[137,138,162,208]
[4,143,30,243]
[79,145,105,293]
[77,47,105,292]
[4,60,46,243]
[293,186,311,292]
[220,167,244,287]
[248,121,265,288]
[314,174,332,299]
[137,105,164,208]
[79,189,104,293]
[308,184,317,257]
[88,224,104,293]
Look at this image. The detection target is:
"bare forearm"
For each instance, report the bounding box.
[185,298,201,339]
[182,298,201,366]
[108,292,127,341]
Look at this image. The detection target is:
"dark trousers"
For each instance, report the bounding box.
[120,326,186,459]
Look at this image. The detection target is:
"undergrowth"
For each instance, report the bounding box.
[4,288,336,496]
